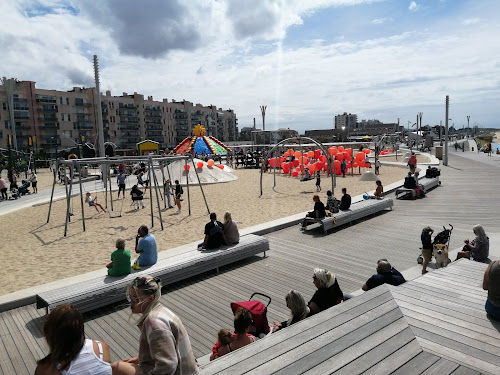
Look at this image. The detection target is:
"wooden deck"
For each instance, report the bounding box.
[201,260,499,374]
[0,151,499,374]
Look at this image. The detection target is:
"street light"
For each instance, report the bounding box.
[467,115,470,137]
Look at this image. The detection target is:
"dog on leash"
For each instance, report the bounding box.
[433,244,451,268]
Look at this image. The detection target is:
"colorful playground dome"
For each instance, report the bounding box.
[172,124,231,155]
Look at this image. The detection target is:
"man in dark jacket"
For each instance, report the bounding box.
[339,188,351,210]
[198,212,224,250]
[362,259,406,291]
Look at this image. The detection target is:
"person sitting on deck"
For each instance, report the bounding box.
[456,224,490,263]
[301,195,326,229]
[300,168,312,181]
[483,259,500,321]
[308,268,344,315]
[85,192,107,213]
[107,238,131,277]
[35,304,112,375]
[362,259,406,291]
[214,308,257,358]
[198,212,224,250]
[272,290,310,332]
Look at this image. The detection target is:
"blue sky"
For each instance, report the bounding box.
[2,0,499,132]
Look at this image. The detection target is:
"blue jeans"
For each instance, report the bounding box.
[485,300,500,321]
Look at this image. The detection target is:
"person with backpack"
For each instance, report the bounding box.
[174,180,183,214]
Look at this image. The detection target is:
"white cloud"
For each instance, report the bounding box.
[1,0,499,132]
[372,17,393,25]
[409,1,419,12]
[462,18,480,26]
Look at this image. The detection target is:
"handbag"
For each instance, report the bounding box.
[107,249,127,269]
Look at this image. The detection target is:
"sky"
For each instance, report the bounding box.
[2,0,500,133]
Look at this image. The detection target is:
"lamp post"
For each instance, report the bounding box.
[418,112,423,147]
[467,115,470,137]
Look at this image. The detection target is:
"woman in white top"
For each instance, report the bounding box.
[35,304,111,375]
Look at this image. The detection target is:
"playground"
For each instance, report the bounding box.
[0,149,410,295]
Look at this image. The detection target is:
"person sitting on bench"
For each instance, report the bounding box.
[339,188,351,210]
[301,195,326,229]
[85,192,107,213]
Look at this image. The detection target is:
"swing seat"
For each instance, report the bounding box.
[109,210,122,218]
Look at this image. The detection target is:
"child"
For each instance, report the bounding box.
[210,329,235,361]
[85,192,107,213]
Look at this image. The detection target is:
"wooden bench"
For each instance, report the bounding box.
[303,198,394,234]
[35,234,269,314]
[396,176,440,200]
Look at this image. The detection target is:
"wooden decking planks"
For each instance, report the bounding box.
[390,260,500,374]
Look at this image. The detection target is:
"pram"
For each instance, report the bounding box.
[18,180,31,196]
[417,224,453,268]
[231,293,272,337]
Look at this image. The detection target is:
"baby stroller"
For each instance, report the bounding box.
[10,186,20,199]
[231,293,272,337]
[418,224,453,268]
[18,180,31,196]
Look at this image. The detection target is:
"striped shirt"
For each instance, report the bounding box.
[60,339,111,375]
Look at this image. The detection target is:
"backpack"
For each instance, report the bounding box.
[425,167,440,178]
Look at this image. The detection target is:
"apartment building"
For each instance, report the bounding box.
[0,79,238,154]
[334,112,358,130]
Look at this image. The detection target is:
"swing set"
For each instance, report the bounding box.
[47,154,211,237]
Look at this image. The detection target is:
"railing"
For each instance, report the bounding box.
[119,104,137,109]
[75,102,92,107]
[14,113,30,120]
[39,116,58,121]
[118,124,139,130]
[37,107,58,112]
[40,123,60,129]
[73,122,94,129]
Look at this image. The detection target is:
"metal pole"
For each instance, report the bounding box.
[467,115,470,137]
[185,158,191,216]
[107,165,114,212]
[93,55,107,190]
[78,162,86,232]
[64,164,74,237]
[444,96,449,166]
[2,77,18,150]
[150,158,164,230]
[47,161,58,223]
[191,157,211,215]
[147,156,154,228]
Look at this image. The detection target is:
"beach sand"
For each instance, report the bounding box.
[0,164,409,295]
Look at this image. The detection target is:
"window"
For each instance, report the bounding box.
[2,103,6,110]
[66,97,69,105]
[4,121,10,128]
[64,130,72,137]
[60,97,63,104]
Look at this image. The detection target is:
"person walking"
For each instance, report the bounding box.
[315,171,321,192]
[164,179,174,209]
[340,159,347,178]
[117,171,127,199]
[29,171,38,193]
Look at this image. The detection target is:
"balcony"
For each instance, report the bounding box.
[75,101,92,107]
[39,116,58,122]
[145,119,161,124]
[41,139,61,146]
[146,131,162,136]
[118,117,139,123]
[73,122,94,130]
[118,124,139,130]
[13,98,28,103]
[40,134,59,139]
[146,125,162,130]
[14,112,30,120]
[174,114,188,120]
[36,95,57,103]
[17,124,32,130]
[37,107,58,112]
[145,112,162,118]
[119,103,137,109]
[40,123,60,129]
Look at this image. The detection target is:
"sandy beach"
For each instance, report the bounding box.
[0,163,409,295]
